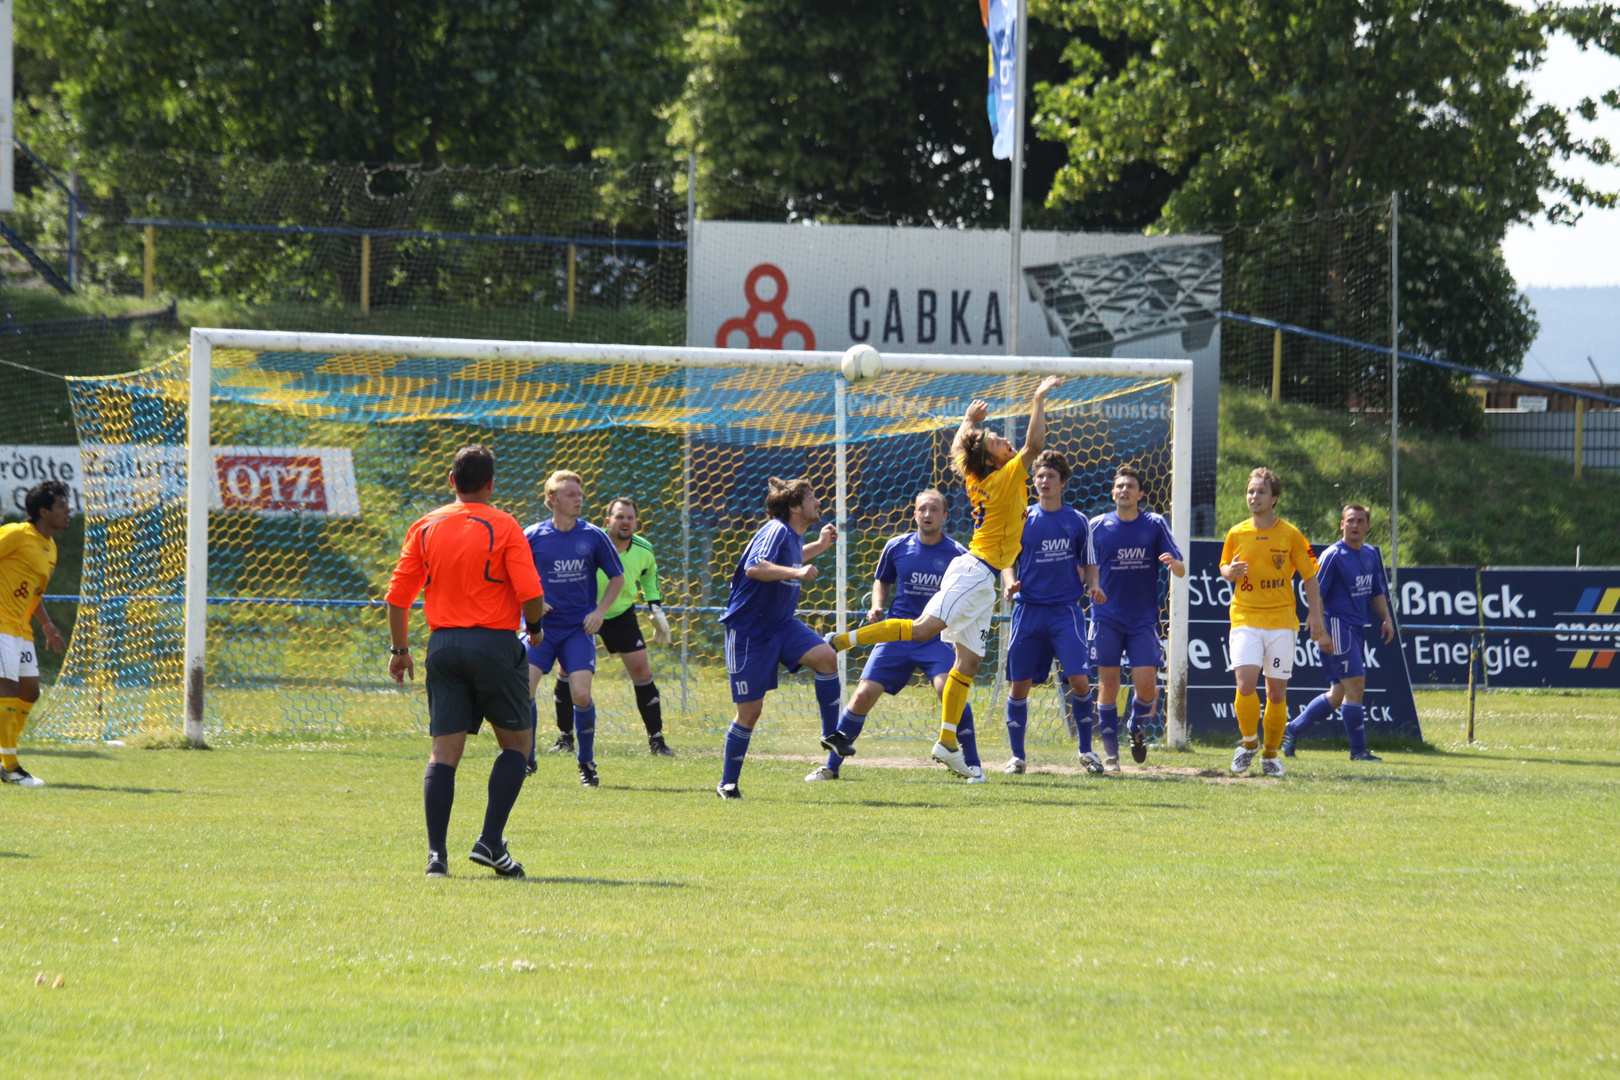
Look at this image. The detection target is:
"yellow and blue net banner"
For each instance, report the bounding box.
[40,346,1180,742]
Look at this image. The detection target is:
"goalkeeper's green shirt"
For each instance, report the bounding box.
[597,534,662,619]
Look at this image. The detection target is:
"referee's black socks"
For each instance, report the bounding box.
[635,679,663,737]
[423,762,456,856]
[481,749,528,847]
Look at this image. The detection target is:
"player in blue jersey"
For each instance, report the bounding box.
[523,470,625,788]
[715,476,839,799]
[1281,504,1394,761]
[1088,464,1185,769]
[809,489,989,782]
[1000,450,1105,774]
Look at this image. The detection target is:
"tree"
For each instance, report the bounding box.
[673,0,1171,228]
[20,0,693,165]
[1033,0,1617,430]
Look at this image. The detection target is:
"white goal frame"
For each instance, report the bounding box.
[183,328,1194,748]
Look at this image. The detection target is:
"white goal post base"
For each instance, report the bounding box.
[182,328,1194,749]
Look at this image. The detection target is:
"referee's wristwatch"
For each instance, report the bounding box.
[389,646,411,656]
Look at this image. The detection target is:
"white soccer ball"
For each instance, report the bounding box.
[840,343,884,385]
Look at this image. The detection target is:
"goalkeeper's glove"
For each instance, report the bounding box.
[648,603,672,646]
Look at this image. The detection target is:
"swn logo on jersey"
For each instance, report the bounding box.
[1040,538,1071,552]
[552,559,588,573]
[1353,573,1377,596]
[717,264,816,349]
[907,572,943,590]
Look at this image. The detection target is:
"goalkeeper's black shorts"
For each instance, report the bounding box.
[424,627,531,736]
[597,609,648,655]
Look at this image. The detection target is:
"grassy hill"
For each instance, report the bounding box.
[1218,387,1620,566]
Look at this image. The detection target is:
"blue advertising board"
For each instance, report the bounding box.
[1184,539,1423,743]
[1395,566,1620,688]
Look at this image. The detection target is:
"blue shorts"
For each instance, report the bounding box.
[1005,602,1090,685]
[526,625,598,676]
[1089,621,1164,669]
[725,619,826,703]
[859,638,956,695]
[1322,617,1365,682]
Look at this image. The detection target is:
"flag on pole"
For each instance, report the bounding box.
[981,0,1018,160]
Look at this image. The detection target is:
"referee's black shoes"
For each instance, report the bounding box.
[469,837,526,878]
[426,852,450,878]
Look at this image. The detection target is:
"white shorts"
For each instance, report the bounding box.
[1229,626,1297,680]
[0,633,40,682]
[921,554,998,658]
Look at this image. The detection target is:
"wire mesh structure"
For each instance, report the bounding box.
[37,337,1189,755]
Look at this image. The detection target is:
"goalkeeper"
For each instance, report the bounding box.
[545,497,676,757]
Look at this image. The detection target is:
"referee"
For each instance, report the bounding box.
[387,445,547,880]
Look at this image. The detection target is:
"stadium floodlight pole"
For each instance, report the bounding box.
[183,329,212,745]
[1389,190,1400,589]
[1005,0,1028,359]
[834,375,849,688]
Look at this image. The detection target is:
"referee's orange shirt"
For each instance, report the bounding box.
[385,501,543,631]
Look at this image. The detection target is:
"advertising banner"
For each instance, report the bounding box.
[1,445,360,519]
[1185,539,1423,743]
[690,221,1222,535]
[1396,566,1620,688]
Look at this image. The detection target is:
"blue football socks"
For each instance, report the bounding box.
[1005,696,1029,761]
[1130,695,1156,733]
[815,672,842,740]
[722,722,753,787]
[825,708,867,773]
[574,702,597,765]
[1097,701,1119,761]
[958,705,981,769]
[1071,690,1095,755]
[1342,702,1368,756]
[1289,692,1336,740]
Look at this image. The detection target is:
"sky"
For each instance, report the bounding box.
[1498,32,1620,384]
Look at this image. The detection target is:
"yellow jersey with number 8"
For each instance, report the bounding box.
[967,455,1030,571]
[0,522,57,638]
[1221,517,1317,631]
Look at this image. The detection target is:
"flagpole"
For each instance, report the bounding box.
[1006,0,1027,358]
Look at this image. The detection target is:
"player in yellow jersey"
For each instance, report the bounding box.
[0,481,73,787]
[1219,467,1329,778]
[827,376,1062,777]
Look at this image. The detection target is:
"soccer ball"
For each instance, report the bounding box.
[840,343,884,385]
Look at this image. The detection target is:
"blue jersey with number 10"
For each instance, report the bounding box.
[721,519,805,637]
[1088,510,1182,630]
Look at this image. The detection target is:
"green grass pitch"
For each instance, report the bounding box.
[6,690,1619,1078]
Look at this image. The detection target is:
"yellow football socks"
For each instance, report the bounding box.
[1262,700,1288,758]
[937,669,972,750]
[0,697,23,771]
[1234,691,1261,750]
[832,619,913,652]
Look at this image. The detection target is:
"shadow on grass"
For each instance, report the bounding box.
[23,748,113,759]
[514,876,691,889]
[1310,773,1443,785]
[598,786,700,794]
[1436,751,1620,769]
[0,851,29,858]
[44,783,187,795]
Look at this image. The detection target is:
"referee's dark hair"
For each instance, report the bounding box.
[24,480,69,523]
[451,445,496,493]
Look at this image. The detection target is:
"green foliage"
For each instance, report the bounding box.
[19,0,694,164]
[8,707,1620,1076]
[1219,386,1620,565]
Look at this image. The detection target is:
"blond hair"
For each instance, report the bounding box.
[1248,466,1281,499]
[544,470,584,503]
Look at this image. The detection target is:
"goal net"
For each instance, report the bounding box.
[39,332,1191,749]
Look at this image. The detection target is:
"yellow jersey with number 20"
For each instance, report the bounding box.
[966,454,1030,571]
[0,522,57,638]
[1221,517,1317,631]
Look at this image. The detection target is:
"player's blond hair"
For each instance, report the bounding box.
[951,427,996,484]
[1248,467,1281,499]
[544,470,584,503]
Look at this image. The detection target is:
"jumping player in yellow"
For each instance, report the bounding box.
[827,376,1063,777]
[1219,467,1329,777]
[0,480,73,787]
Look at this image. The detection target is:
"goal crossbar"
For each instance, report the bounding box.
[182,327,1194,747]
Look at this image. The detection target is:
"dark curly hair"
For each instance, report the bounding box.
[25,480,69,523]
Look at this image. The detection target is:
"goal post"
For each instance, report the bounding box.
[85,327,1194,747]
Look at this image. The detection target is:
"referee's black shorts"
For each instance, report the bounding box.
[424,627,531,736]
[597,608,648,655]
